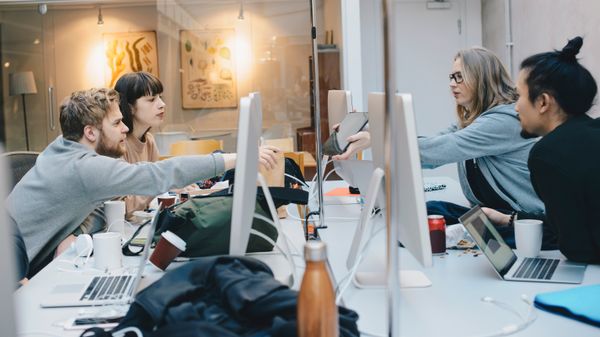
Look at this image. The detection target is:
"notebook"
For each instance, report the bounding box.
[535,284,600,327]
[459,205,586,284]
[40,205,159,308]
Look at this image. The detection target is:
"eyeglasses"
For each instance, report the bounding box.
[449,72,464,84]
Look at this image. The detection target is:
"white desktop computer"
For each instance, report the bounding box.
[344,93,432,288]
[229,92,295,287]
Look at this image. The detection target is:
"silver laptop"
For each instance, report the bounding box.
[459,205,586,284]
[40,206,160,308]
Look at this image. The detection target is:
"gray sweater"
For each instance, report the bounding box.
[6,136,226,266]
[418,103,545,216]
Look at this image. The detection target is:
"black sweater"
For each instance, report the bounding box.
[528,115,600,263]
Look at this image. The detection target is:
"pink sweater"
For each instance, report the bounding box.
[123,132,160,219]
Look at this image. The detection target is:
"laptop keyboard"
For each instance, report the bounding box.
[80,275,133,301]
[513,257,560,280]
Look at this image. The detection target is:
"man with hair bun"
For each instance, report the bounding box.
[487,36,599,263]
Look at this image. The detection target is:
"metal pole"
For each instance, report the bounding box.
[308,0,325,228]
[504,0,514,76]
[382,0,401,336]
[22,94,30,151]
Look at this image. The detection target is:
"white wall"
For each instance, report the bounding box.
[1,1,319,151]
[482,0,600,116]
[157,1,314,134]
[481,0,506,66]
[51,6,158,117]
[347,0,482,180]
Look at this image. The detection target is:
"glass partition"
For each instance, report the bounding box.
[0,1,326,155]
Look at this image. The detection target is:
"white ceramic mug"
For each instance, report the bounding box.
[93,232,122,271]
[104,200,126,234]
[514,219,543,258]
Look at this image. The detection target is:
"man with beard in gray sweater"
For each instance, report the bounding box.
[6,88,277,275]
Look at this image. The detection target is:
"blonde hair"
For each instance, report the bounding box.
[455,47,518,128]
[60,88,120,141]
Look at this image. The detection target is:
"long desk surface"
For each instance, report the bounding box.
[14,177,600,337]
[315,178,600,337]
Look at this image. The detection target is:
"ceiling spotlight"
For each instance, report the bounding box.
[97,7,104,26]
[38,3,47,15]
[237,0,244,20]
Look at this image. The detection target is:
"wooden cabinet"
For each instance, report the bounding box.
[297,49,340,159]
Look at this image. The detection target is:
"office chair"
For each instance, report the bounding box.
[2,151,39,191]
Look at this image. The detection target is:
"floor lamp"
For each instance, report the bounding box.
[9,71,37,151]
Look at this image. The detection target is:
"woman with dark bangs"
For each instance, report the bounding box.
[114,71,166,218]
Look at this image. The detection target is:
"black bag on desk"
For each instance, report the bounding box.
[155,186,308,257]
[221,157,307,189]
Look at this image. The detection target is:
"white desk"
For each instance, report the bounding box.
[314,178,600,337]
[13,213,306,336]
[14,177,600,337]
[14,247,164,336]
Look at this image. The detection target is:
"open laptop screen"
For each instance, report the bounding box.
[459,206,517,276]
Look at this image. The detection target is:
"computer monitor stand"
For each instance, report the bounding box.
[246,173,296,288]
[346,169,431,289]
[352,227,432,288]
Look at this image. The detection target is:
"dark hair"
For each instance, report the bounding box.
[60,88,119,141]
[114,71,163,134]
[520,36,597,116]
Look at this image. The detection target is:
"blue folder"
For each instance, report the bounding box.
[534,284,600,328]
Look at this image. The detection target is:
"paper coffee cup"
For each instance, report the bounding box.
[514,219,543,258]
[157,195,176,208]
[104,200,126,234]
[93,232,122,271]
[149,231,186,271]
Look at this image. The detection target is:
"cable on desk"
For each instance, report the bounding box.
[473,294,537,337]
[335,214,383,304]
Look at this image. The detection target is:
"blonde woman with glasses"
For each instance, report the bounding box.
[335,47,548,248]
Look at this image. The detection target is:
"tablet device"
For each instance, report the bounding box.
[323,112,369,155]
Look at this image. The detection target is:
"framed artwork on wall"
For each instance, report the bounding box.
[180,29,237,109]
[104,31,159,87]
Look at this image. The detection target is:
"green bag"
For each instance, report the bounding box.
[155,194,278,257]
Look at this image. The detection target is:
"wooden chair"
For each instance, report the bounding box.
[262,137,294,152]
[169,139,224,156]
[263,137,306,177]
[263,138,308,220]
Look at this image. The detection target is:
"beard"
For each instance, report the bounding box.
[520,128,539,139]
[96,132,125,158]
